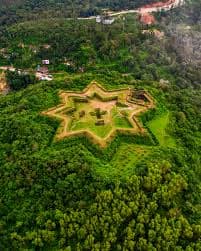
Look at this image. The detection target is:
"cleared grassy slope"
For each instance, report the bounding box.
[147,112,176,147]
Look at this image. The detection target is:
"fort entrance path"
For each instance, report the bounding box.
[42,82,155,147]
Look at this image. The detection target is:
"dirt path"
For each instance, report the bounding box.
[0,72,9,94]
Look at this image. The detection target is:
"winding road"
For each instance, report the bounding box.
[77,0,184,20]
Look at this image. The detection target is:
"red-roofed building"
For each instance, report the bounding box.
[140,13,156,25]
[143,0,174,9]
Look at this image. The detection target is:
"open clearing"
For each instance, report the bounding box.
[93,143,151,179]
[147,111,176,147]
[43,81,155,147]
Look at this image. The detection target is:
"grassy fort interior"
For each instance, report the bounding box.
[43,81,154,147]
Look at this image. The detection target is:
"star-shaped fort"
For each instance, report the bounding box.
[42,82,155,147]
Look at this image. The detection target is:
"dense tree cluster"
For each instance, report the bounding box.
[6,70,36,90]
[0,0,162,25]
[0,2,200,89]
[0,70,201,250]
[1,158,200,250]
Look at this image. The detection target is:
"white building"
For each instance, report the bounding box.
[40,75,53,81]
[36,72,53,81]
[42,59,50,65]
[102,18,115,25]
[96,15,102,23]
[96,15,115,25]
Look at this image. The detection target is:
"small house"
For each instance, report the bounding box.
[139,13,156,25]
[36,66,52,81]
[102,17,115,25]
[42,59,50,65]
[39,75,53,81]
[43,44,51,49]
[96,15,115,25]
[96,15,102,23]
[37,66,49,74]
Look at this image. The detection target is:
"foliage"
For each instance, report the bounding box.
[147,111,176,147]
[0,0,162,25]
[0,0,201,250]
[6,70,37,91]
[0,64,201,251]
[1,159,201,250]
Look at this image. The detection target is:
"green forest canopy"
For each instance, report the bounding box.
[0,0,201,250]
[0,0,163,25]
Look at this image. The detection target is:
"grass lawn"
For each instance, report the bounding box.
[147,112,176,147]
[71,120,113,138]
[69,98,133,139]
[112,108,132,128]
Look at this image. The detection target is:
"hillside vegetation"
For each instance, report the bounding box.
[0,0,201,250]
[0,0,162,25]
